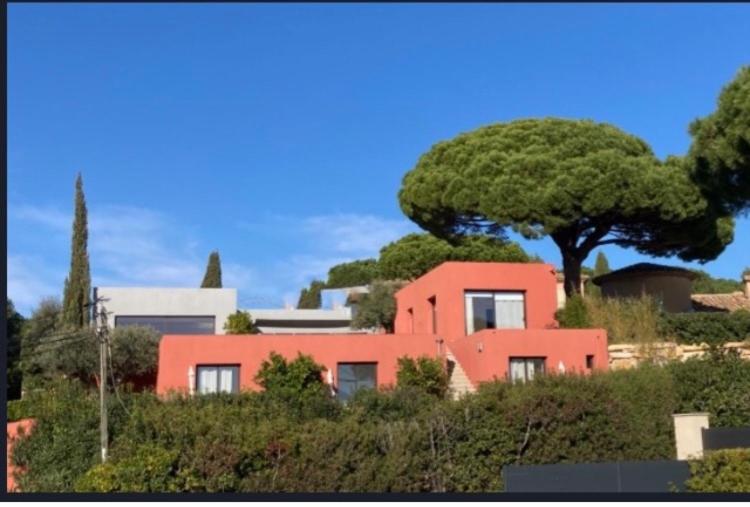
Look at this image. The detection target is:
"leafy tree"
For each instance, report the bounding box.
[108,326,162,386]
[62,173,91,328]
[398,119,733,296]
[396,356,449,398]
[7,299,25,400]
[593,251,611,277]
[351,281,404,333]
[690,269,743,294]
[297,280,325,309]
[200,251,223,288]
[688,66,750,215]
[223,310,259,334]
[378,233,530,281]
[326,259,379,288]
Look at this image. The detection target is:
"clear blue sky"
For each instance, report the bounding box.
[8,4,750,315]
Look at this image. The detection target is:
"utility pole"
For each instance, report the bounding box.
[92,288,108,464]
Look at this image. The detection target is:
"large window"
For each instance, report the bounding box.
[337,363,377,401]
[465,292,526,334]
[196,365,240,394]
[509,357,545,383]
[115,316,215,335]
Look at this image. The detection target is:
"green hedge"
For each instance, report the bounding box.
[7,398,35,422]
[13,354,750,493]
[686,449,750,492]
[660,310,750,346]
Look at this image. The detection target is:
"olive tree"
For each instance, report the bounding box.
[399,118,733,296]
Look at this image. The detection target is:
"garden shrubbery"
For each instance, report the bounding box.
[660,310,750,346]
[686,449,750,492]
[12,352,750,493]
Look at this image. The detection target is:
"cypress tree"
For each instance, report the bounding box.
[297,280,325,309]
[593,251,611,277]
[201,251,223,288]
[62,173,91,328]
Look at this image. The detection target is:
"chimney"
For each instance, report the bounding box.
[744,274,750,299]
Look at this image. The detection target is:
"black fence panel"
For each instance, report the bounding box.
[702,427,750,451]
[502,460,690,492]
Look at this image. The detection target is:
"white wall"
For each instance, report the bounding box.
[96,287,237,334]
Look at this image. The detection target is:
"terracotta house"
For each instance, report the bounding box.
[156,262,608,399]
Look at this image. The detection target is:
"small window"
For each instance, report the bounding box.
[407,308,414,334]
[586,355,595,369]
[509,357,545,383]
[337,363,377,401]
[196,365,240,394]
[115,315,215,335]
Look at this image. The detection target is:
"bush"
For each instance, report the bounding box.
[7,398,35,422]
[10,379,133,492]
[660,310,750,346]
[109,326,161,388]
[223,310,259,334]
[555,295,590,328]
[351,280,404,333]
[686,449,750,492]
[667,351,750,427]
[585,295,665,345]
[396,356,449,398]
[20,356,750,493]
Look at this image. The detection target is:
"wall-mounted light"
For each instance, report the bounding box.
[477,342,483,353]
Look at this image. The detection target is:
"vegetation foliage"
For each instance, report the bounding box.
[223,310,259,334]
[351,281,404,333]
[200,251,223,288]
[11,354,750,493]
[61,173,91,329]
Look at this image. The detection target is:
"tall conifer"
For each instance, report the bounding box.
[201,251,223,288]
[62,173,91,328]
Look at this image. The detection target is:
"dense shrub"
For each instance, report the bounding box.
[17,355,750,493]
[660,310,750,346]
[10,379,133,492]
[555,295,590,328]
[585,295,665,345]
[7,398,35,422]
[223,310,259,334]
[396,356,449,398]
[686,449,750,492]
[667,351,750,427]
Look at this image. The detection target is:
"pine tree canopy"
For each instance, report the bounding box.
[398,118,733,296]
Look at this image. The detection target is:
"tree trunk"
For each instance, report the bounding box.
[562,253,582,298]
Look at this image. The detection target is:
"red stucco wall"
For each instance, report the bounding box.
[156,333,443,395]
[7,418,34,493]
[447,328,608,386]
[394,262,560,340]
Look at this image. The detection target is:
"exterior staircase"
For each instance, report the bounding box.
[445,350,475,400]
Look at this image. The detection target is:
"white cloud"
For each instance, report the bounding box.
[7,255,65,314]
[9,204,420,314]
[301,213,415,254]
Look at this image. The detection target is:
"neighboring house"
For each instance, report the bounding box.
[95,287,237,335]
[691,274,750,313]
[156,262,607,399]
[590,263,697,313]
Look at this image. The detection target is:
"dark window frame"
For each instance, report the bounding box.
[336,362,377,401]
[114,315,216,335]
[509,356,546,383]
[195,364,241,394]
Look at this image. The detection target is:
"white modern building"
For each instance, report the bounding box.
[95,287,237,335]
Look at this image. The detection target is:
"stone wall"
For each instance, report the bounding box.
[608,341,750,370]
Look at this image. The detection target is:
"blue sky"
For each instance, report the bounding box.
[8,4,750,315]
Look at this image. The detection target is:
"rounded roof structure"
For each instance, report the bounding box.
[591,262,697,286]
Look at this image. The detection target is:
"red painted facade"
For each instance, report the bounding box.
[156,262,607,395]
